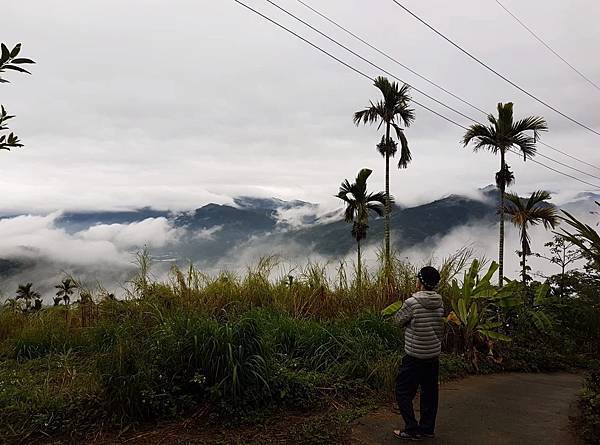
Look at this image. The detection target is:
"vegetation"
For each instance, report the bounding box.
[560,201,600,270]
[14,282,42,312]
[54,278,77,306]
[2,67,597,443]
[578,371,600,444]
[0,42,34,152]
[535,235,582,297]
[0,244,597,443]
[503,190,559,289]
[336,168,386,289]
[462,102,548,286]
[354,76,415,273]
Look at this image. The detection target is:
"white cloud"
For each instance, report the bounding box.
[193,225,223,240]
[78,218,182,249]
[0,213,181,299]
[0,0,598,214]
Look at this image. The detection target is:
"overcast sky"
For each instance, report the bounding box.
[2,0,600,213]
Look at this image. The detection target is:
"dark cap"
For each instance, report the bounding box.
[417,266,441,290]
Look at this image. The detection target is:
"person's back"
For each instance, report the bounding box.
[392,266,445,441]
[397,290,444,359]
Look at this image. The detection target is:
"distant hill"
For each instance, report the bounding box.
[3,187,595,288]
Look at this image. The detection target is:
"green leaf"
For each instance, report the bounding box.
[479,261,498,285]
[9,44,21,58]
[381,300,402,316]
[457,298,468,323]
[479,321,502,330]
[479,329,511,342]
[532,311,553,332]
[11,58,35,64]
[0,44,9,64]
[534,282,550,306]
[494,295,522,308]
[3,65,31,74]
[467,304,479,331]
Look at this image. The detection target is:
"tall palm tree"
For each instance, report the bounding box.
[336,168,386,287]
[15,282,40,311]
[463,102,547,286]
[354,77,415,270]
[504,191,559,290]
[55,278,77,306]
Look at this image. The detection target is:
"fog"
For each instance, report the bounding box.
[0,195,595,301]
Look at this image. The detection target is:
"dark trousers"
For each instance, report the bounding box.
[395,354,439,435]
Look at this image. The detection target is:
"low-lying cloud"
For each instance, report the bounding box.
[0,214,181,299]
[0,196,595,301]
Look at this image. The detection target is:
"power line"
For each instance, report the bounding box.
[295,0,488,117]
[534,151,600,182]
[231,0,600,190]
[232,0,468,131]
[538,141,600,172]
[263,0,479,124]
[494,0,600,93]
[389,0,600,137]
[507,148,600,189]
[232,1,373,81]
[294,0,600,174]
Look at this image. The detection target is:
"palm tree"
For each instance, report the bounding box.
[463,103,547,286]
[55,278,76,306]
[15,282,40,311]
[354,77,415,270]
[336,168,386,288]
[504,191,559,291]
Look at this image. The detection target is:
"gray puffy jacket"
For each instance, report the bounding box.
[394,291,445,359]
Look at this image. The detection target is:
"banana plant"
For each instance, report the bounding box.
[447,260,516,344]
[502,278,554,333]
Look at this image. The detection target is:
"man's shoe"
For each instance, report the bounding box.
[393,430,423,441]
[420,432,435,439]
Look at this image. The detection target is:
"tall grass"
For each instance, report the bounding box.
[0,247,480,440]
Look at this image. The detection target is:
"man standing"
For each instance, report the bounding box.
[393,266,444,441]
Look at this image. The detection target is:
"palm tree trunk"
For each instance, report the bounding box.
[560,245,566,298]
[521,229,527,287]
[357,239,362,291]
[384,122,391,271]
[498,149,506,287]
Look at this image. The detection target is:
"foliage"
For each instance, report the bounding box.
[462,102,547,160]
[55,277,77,306]
[0,253,597,441]
[15,282,41,312]
[579,371,600,445]
[353,77,415,168]
[336,168,386,285]
[444,260,522,369]
[503,190,559,287]
[560,202,600,271]
[0,42,35,152]
[462,102,548,286]
[353,76,415,271]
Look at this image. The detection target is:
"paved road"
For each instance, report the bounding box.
[351,372,582,445]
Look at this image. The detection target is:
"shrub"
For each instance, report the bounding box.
[579,371,600,444]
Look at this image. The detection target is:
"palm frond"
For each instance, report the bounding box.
[559,210,600,268]
[526,190,552,210]
[395,127,412,169]
[512,116,548,139]
[353,103,382,126]
[511,133,537,159]
[462,123,496,151]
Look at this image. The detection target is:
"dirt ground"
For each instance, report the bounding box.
[350,372,583,445]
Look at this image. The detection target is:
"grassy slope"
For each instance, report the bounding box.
[0,256,596,444]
